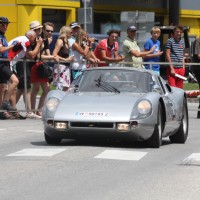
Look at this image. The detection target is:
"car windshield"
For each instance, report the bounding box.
[74,69,154,93]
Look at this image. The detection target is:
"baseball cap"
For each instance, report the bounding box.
[0,17,10,24]
[70,22,80,29]
[127,25,137,32]
[29,20,43,30]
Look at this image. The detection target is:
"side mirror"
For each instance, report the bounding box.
[152,84,162,94]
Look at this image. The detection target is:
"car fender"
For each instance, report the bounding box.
[132,92,162,124]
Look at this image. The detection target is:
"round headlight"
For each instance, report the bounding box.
[46,97,60,111]
[137,100,152,114]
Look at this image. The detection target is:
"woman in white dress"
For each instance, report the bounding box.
[53,26,74,91]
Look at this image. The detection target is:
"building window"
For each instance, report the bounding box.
[94,13,120,34]
[42,9,67,32]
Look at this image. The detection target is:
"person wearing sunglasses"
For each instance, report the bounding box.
[30,21,58,117]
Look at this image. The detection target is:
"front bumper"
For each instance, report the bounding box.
[43,120,155,141]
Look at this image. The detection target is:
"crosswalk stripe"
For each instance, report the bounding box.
[94,149,147,161]
[6,148,67,157]
[182,153,200,165]
[25,130,43,133]
[7,148,200,164]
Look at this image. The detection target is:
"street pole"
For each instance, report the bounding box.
[84,0,87,31]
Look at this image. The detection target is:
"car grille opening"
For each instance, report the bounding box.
[70,122,114,128]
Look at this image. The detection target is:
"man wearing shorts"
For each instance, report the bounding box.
[0,16,22,119]
[8,30,43,118]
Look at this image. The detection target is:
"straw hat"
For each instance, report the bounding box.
[29,20,43,30]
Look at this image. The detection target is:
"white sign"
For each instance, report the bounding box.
[175,73,187,81]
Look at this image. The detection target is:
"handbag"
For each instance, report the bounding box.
[37,61,53,79]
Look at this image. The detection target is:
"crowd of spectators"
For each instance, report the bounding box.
[0,15,195,120]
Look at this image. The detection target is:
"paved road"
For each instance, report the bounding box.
[0,102,200,200]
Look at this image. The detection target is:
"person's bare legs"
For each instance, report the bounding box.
[31,82,40,113]
[9,89,17,109]
[3,74,18,101]
[16,88,31,111]
[1,74,19,110]
[37,82,50,115]
[16,89,23,104]
[23,89,31,111]
[0,83,7,106]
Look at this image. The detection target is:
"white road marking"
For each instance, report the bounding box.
[25,130,43,133]
[6,148,67,157]
[182,153,200,165]
[0,129,6,131]
[94,150,147,161]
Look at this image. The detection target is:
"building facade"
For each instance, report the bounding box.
[1,0,200,41]
[93,0,200,37]
[0,0,80,40]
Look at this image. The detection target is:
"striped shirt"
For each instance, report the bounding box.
[165,37,185,67]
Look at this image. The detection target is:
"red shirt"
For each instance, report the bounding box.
[94,39,118,66]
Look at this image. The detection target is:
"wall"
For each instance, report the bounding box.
[0,0,80,40]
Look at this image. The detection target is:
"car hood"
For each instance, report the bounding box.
[54,92,144,122]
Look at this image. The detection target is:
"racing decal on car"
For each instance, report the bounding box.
[74,112,109,116]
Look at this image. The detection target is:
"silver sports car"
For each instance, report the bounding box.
[42,67,189,148]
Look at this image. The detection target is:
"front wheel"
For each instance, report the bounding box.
[44,133,62,145]
[169,98,188,143]
[147,103,164,148]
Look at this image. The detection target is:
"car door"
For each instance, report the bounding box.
[156,76,180,133]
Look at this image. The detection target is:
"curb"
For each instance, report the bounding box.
[185,90,199,103]
[187,98,199,103]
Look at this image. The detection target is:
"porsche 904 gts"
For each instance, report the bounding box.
[42,67,189,148]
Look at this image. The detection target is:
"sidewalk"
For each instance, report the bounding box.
[185,90,200,103]
[16,96,40,116]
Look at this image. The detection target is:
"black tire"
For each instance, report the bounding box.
[169,98,188,143]
[147,103,164,148]
[44,133,62,145]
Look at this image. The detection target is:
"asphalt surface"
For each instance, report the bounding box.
[0,100,200,200]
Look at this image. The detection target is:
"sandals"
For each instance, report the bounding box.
[0,111,26,120]
[0,112,16,120]
[10,112,27,120]
[36,111,42,117]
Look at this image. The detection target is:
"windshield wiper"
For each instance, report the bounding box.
[95,77,120,93]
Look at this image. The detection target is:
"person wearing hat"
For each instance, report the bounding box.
[0,16,24,119]
[29,20,43,37]
[122,25,155,68]
[29,21,58,117]
[68,21,81,49]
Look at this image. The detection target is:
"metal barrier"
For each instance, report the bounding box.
[0,57,199,113]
